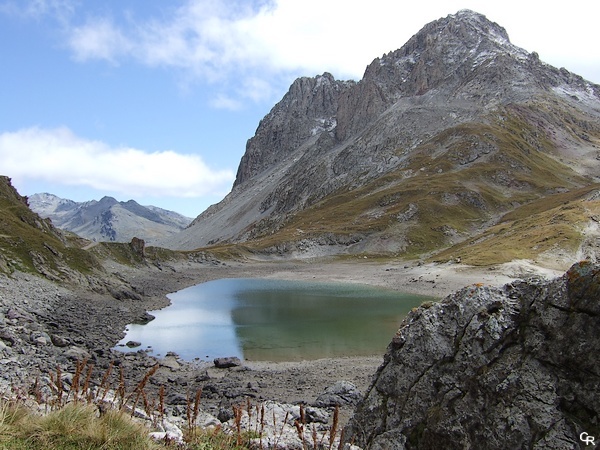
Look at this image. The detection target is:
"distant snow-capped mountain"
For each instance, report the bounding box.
[29,193,192,244]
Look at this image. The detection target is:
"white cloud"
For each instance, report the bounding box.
[68,17,132,64]
[13,0,600,105]
[210,94,244,111]
[0,127,234,198]
[0,0,75,23]
[65,0,600,93]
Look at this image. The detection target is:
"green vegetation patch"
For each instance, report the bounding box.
[0,402,158,450]
[0,193,101,277]
[433,185,600,266]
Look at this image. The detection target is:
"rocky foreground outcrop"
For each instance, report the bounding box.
[345,261,600,449]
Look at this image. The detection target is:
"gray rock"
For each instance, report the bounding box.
[159,355,180,370]
[166,392,188,405]
[132,312,155,325]
[314,380,362,407]
[50,334,69,347]
[345,261,600,449]
[64,346,91,361]
[214,356,242,369]
[30,331,51,346]
[0,329,16,346]
[195,371,210,382]
[125,340,141,348]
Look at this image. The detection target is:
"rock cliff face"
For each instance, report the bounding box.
[345,261,600,449]
[234,73,354,187]
[161,10,600,262]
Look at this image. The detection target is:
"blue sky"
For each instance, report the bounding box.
[1,0,599,218]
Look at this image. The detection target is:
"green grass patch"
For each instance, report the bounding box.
[433,185,600,266]
[0,402,159,450]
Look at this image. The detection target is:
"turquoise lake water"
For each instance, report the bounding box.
[115,278,433,362]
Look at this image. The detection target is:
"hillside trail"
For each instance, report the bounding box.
[82,241,100,250]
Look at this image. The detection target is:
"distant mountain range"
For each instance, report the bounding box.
[29,193,192,244]
[158,9,600,268]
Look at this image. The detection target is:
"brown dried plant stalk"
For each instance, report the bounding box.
[328,406,340,450]
[69,357,88,404]
[294,404,307,449]
[98,361,114,403]
[158,385,165,423]
[127,364,159,416]
[117,365,126,409]
[192,388,202,425]
[82,362,95,403]
[51,365,63,408]
[233,403,244,445]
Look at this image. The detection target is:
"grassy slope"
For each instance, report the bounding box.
[0,176,102,277]
[206,102,599,265]
[0,176,186,279]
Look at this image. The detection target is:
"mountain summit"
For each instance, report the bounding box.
[161,10,600,266]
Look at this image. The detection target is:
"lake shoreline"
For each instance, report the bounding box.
[116,277,431,362]
[107,257,565,424]
[0,255,567,428]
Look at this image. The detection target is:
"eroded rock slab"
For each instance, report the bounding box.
[345,261,600,449]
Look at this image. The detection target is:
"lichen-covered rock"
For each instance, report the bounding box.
[345,261,600,449]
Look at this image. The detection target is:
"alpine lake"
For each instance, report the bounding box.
[115,278,435,362]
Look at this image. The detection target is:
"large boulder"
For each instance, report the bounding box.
[345,261,600,449]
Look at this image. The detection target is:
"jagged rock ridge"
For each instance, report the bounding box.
[344,261,600,449]
[234,72,355,187]
[160,10,600,264]
[29,193,192,244]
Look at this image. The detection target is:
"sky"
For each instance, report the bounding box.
[1,0,599,218]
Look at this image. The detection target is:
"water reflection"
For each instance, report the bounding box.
[115,278,432,362]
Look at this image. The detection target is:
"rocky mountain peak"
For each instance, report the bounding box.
[394,9,512,60]
[162,10,600,256]
[233,72,355,187]
[353,10,524,104]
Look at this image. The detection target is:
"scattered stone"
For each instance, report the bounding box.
[195,371,210,382]
[213,356,242,369]
[132,312,155,325]
[0,329,16,346]
[50,334,69,347]
[33,336,48,346]
[166,392,188,405]
[129,237,146,257]
[305,406,329,424]
[217,408,234,423]
[126,340,142,348]
[160,355,181,370]
[314,380,362,407]
[64,346,91,361]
